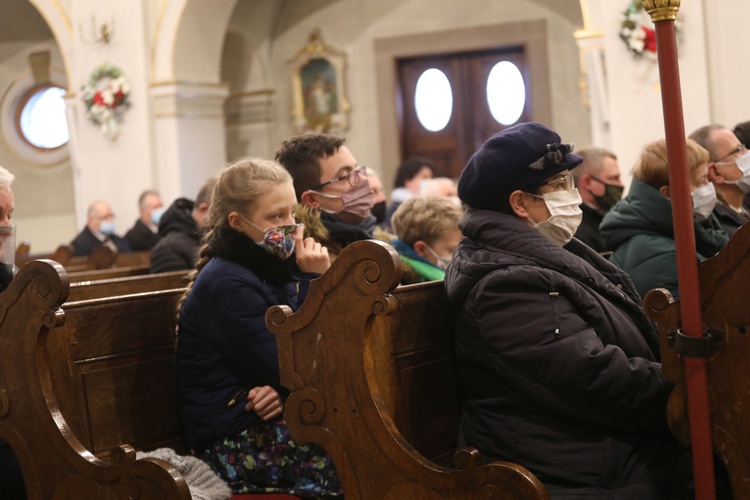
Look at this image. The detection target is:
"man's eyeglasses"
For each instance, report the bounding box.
[541,173,575,192]
[714,144,748,164]
[311,165,367,190]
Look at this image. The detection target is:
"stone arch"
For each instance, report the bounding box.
[27,0,74,81]
[152,0,238,84]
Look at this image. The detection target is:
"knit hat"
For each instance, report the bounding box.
[457,122,583,211]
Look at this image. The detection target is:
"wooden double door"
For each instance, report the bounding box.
[398,47,530,179]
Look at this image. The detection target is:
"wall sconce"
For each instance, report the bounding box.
[79,16,115,45]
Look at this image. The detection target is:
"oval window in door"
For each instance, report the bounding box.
[487,61,525,126]
[414,68,453,132]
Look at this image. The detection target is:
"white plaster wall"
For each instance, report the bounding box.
[65,0,158,236]
[259,0,588,182]
[598,0,711,188]
[0,36,76,253]
[702,0,750,129]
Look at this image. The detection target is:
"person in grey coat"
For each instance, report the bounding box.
[445,122,690,499]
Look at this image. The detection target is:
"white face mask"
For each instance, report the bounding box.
[691,183,717,221]
[527,188,583,246]
[726,151,750,193]
[426,245,452,271]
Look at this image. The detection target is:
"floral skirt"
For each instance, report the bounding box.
[201,417,343,498]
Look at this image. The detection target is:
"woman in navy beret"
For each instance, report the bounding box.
[445,122,691,499]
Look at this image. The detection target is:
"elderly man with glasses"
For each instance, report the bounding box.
[275,133,376,260]
[690,124,750,236]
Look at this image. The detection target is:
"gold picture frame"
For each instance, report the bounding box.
[289,29,350,133]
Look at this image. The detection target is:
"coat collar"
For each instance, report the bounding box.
[208,226,296,286]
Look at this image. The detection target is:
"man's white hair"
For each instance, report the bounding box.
[0,166,14,189]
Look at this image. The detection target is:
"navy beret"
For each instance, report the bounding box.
[457,122,583,211]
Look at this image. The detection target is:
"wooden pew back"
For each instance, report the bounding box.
[48,288,186,456]
[68,270,188,301]
[0,260,190,499]
[644,222,750,499]
[268,239,548,499]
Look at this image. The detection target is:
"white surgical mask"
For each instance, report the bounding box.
[726,151,750,193]
[691,183,717,222]
[527,188,583,246]
[425,245,452,271]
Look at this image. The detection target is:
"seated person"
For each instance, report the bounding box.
[690,124,750,236]
[365,167,388,226]
[600,138,729,299]
[124,190,164,251]
[175,157,341,496]
[390,195,462,284]
[446,122,689,498]
[0,165,26,500]
[384,156,434,229]
[571,147,624,252]
[275,133,376,259]
[70,200,131,257]
[150,178,216,273]
[419,177,461,207]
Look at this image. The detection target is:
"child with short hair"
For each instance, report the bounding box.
[390,195,463,284]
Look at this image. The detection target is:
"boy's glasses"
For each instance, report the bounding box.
[311,165,367,190]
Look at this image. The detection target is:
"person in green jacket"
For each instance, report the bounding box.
[390,195,463,284]
[600,138,729,299]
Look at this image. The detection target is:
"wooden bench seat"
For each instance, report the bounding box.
[644,222,750,499]
[0,260,190,498]
[267,239,549,499]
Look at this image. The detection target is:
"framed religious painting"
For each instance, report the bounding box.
[288,29,350,133]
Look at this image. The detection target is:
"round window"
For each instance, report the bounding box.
[486,61,526,126]
[414,68,453,132]
[15,84,69,150]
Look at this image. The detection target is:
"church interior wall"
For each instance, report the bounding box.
[1,0,749,253]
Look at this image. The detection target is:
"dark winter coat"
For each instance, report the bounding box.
[712,196,750,237]
[573,202,605,253]
[70,226,131,257]
[176,227,319,450]
[444,208,687,498]
[124,219,161,251]
[150,198,200,273]
[600,178,729,299]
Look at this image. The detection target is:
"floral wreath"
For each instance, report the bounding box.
[81,64,131,140]
[619,0,683,59]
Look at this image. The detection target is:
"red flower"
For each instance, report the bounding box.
[93,91,104,105]
[643,27,657,53]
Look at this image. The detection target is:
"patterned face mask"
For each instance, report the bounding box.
[240,215,301,260]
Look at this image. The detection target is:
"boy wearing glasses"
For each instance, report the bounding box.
[275,134,376,258]
[445,122,689,498]
[690,124,750,236]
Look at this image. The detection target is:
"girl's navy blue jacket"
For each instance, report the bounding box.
[176,227,318,450]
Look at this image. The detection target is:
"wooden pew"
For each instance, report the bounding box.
[643,222,750,499]
[0,260,190,499]
[66,263,151,282]
[267,239,549,499]
[68,269,188,301]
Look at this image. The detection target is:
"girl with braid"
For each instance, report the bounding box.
[175,157,342,497]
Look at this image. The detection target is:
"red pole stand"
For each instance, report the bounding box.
[652,17,716,500]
